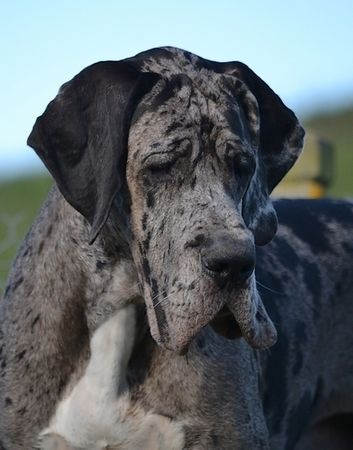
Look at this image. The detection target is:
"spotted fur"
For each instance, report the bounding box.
[0,47,352,449]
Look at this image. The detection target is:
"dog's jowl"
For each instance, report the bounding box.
[1,47,352,450]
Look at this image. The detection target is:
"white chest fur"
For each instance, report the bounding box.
[39,306,184,450]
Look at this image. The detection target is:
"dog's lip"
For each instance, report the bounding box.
[146,276,277,352]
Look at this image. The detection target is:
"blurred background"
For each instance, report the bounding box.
[1,0,353,294]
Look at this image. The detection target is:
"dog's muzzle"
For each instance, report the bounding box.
[145,231,277,353]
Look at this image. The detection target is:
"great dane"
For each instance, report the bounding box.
[0,47,352,449]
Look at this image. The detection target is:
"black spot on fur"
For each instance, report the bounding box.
[12,277,23,292]
[4,397,12,406]
[23,246,32,257]
[96,260,107,270]
[191,175,197,189]
[255,310,267,323]
[149,75,189,113]
[46,224,53,237]
[141,256,151,280]
[166,121,184,134]
[57,377,66,396]
[142,213,148,231]
[191,148,203,170]
[189,281,196,290]
[38,241,44,255]
[31,314,40,331]
[150,277,168,336]
[3,285,11,298]
[151,278,159,302]
[143,231,152,252]
[147,191,155,208]
[17,407,27,416]
[16,350,26,361]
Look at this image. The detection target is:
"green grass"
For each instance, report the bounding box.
[0,175,52,293]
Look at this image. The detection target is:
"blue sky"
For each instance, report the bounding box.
[1,0,353,178]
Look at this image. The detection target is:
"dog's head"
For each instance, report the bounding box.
[28,47,304,353]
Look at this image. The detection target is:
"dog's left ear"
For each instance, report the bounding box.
[28,62,160,243]
[222,62,305,245]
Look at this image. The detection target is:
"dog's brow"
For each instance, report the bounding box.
[142,138,191,163]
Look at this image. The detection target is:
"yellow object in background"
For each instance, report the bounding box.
[272,131,334,198]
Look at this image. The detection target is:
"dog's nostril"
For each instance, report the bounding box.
[239,264,255,282]
[204,257,254,280]
[201,236,256,285]
[204,259,230,277]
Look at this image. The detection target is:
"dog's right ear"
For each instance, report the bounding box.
[27,62,160,243]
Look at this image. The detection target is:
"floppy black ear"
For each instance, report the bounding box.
[221,62,305,245]
[27,61,160,243]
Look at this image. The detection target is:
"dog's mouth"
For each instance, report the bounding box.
[143,276,277,354]
[210,305,242,340]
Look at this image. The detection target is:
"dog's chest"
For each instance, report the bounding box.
[38,307,185,450]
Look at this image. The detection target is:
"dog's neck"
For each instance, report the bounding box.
[43,187,144,334]
[1,185,150,436]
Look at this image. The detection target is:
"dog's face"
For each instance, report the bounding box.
[127,71,272,351]
[27,47,304,353]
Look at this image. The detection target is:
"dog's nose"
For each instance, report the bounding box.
[201,233,255,285]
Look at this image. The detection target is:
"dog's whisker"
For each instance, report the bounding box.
[256,280,285,296]
[152,290,176,309]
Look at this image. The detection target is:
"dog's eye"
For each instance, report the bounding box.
[144,138,191,179]
[146,157,177,176]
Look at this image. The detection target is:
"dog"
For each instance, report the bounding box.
[0,46,353,449]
